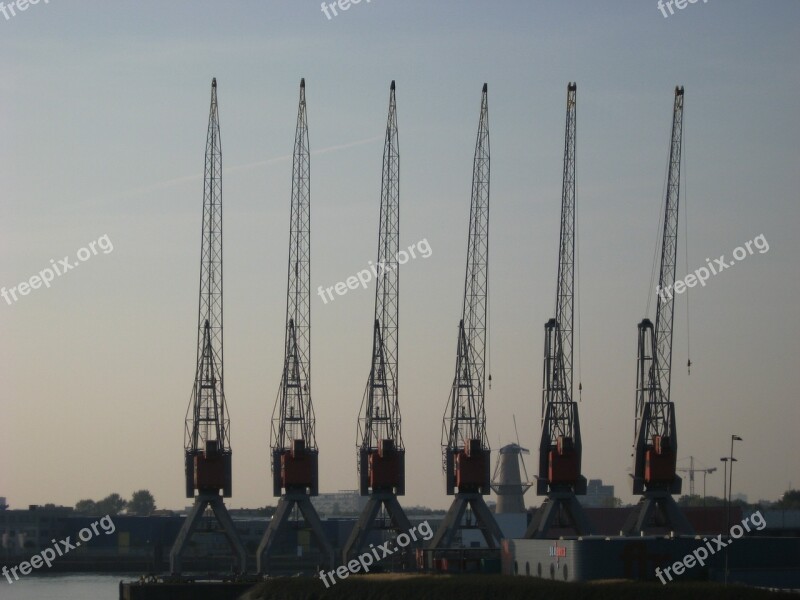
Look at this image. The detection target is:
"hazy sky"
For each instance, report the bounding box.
[1,1,798,512]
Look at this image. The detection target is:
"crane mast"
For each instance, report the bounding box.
[357,81,403,474]
[624,86,693,535]
[171,78,246,574]
[526,83,594,538]
[344,82,414,563]
[258,79,334,572]
[271,78,317,479]
[443,84,491,478]
[430,84,503,551]
[539,82,580,486]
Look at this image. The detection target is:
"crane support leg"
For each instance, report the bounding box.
[622,489,694,535]
[170,491,247,575]
[256,492,334,574]
[429,492,503,550]
[525,488,594,538]
[343,492,414,563]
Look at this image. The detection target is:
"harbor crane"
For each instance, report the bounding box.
[170,78,247,574]
[623,86,693,535]
[526,83,595,538]
[257,79,334,572]
[343,82,415,562]
[430,84,504,550]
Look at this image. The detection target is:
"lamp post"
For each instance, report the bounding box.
[724,435,743,585]
[720,457,729,505]
[702,467,716,508]
[727,435,742,531]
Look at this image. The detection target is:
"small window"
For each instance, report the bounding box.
[525,562,530,576]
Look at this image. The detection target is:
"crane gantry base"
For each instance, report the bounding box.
[256,491,334,574]
[428,493,504,550]
[622,489,694,536]
[170,491,247,574]
[343,492,414,563]
[525,488,595,538]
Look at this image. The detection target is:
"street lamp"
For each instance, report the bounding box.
[725,435,743,586]
[702,467,716,507]
[720,457,729,504]
[728,435,743,530]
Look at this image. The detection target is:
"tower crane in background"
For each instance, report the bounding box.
[677,456,716,497]
[343,82,415,562]
[257,79,334,572]
[526,83,595,538]
[623,86,694,535]
[430,84,504,550]
[170,78,247,575]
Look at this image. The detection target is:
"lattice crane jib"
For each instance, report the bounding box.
[632,86,684,496]
[357,81,404,495]
[443,84,491,496]
[537,83,585,496]
[271,78,319,497]
[184,77,232,499]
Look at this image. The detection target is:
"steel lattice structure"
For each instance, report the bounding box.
[527,83,594,538]
[258,79,333,573]
[540,82,578,448]
[442,83,491,467]
[271,78,317,457]
[430,84,502,551]
[636,87,684,442]
[344,82,414,564]
[184,76,230,466]
[624,86,691,535]
[172,78,245,575]
[357,80,402,460]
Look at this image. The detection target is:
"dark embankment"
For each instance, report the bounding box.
[239,573,797,600]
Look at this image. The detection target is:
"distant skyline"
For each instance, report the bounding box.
[1,1,798,512]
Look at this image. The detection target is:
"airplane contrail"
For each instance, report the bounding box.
[112,134,384,201]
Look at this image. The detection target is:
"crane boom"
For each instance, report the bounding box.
[537,83,581,490]
[430,84,503,551]
[270,78,319,497]
[357,80,404,492]
[526,83,594,539]
[633,86,684,481]
[442,83,490,485]
[184,77,231,496]
[259,79,334,572]
[344,82,415,563]
[624,86,692,536]
[172,78,246,574]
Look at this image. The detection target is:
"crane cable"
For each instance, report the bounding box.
[575,136,583,402]
[683,109,692,375]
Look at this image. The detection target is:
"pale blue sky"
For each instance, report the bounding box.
[1,1,798,510]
